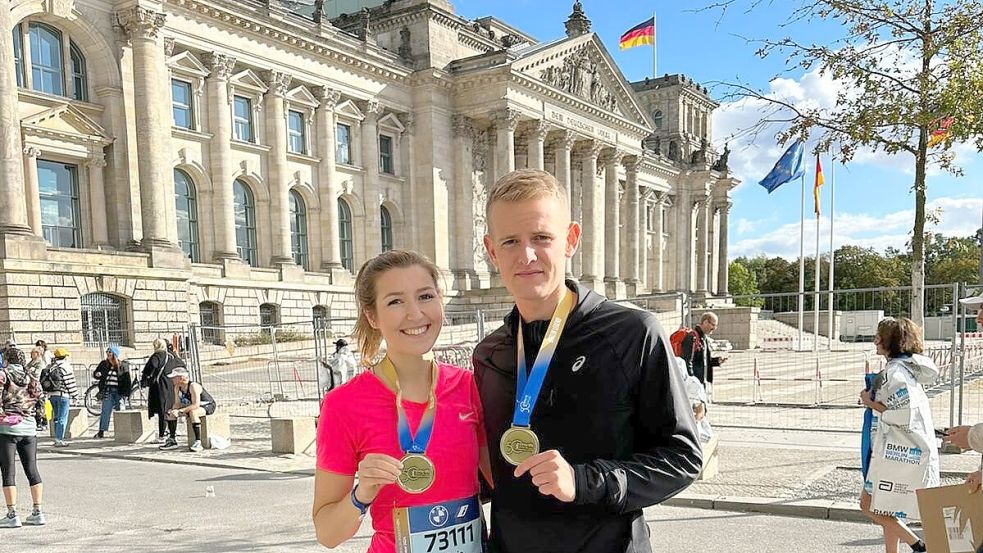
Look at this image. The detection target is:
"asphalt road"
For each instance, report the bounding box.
[0,451,891,553]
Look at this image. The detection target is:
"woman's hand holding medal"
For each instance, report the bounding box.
[355,453,404,503]
[514,449,577,503]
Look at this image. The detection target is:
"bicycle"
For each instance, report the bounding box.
[84,379,146,417]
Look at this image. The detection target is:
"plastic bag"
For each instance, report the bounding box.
[210,434,231,450]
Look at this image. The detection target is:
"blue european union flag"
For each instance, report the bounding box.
[758,141,805,193]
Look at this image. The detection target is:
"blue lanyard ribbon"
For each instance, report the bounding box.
[379,357,437,454]
[513,288,576,428]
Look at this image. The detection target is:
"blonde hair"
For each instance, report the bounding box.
[485,169,568,231]
[352,250,443,366]
[153,338,168,352]
[876,317,924,358]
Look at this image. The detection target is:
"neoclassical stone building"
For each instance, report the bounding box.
[0,0,736,347]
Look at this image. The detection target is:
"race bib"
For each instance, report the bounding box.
[393,495,481,553]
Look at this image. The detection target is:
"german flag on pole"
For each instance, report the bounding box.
[620,17,655,50]
[813,154,824,217]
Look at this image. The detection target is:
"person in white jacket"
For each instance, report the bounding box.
[859,317,938,553]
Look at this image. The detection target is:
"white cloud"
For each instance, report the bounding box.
[712,63,979,187]
[730,197,983,260]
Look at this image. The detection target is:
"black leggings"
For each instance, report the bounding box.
[0,434,42,487]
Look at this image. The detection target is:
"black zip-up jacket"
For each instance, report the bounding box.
[473,281,702,553]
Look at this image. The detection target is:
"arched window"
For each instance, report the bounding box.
[289,190,309,270]
[380,205,393,252]
[28,23,64,96]
[312,305,328,324]
[652,109,663,130]
[233,179,257,267]
[69,41,87,101]
[38,159,81,248]
[174,169,199,262]
[199,301,222,345]
[338,198,354,272]
[81,293,128,346]
[259,303,278,328]
[12,27,24,87]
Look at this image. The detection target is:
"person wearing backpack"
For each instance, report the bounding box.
[43,348,78,447]
[25,348,47,433]
[677,312,726,391]
[0,348,45,528]
[141,339,182,444]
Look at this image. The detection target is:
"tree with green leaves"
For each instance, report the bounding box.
[728,260,765,306]
[709,0,983,328]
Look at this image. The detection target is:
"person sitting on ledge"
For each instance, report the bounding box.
[159,367,216,453]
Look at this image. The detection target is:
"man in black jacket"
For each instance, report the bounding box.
[681,312,726,387]
[474,169,702,553]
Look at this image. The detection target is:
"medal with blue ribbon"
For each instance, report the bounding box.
[500,288,576,466]
[379,357,438,494]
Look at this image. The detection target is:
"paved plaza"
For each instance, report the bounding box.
[5,423,981,551]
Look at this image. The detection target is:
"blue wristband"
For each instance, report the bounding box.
[350,486,371,517]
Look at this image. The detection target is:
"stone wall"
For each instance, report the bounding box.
[710,306,760,350]
[773,311,842,340]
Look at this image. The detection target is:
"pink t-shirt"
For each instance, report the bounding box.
[317,362,486,553]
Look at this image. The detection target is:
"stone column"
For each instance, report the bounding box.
[527,120,548,171]
[676,192,691,292]
[452,115,475,284]
[495,108,518,181]
[695,196,710,293]
[263,70,294,266]
[717,201,732,296]
[624,156,641,287]
[653,193,668,292]
[117,7,174,250]
[203,53,239,261]
[601,149,623,285]
[578,140,603,288]
[22,147,42,237]
[86,156,110,247]
[361,99,382,257]
[315,87,342,272]
[0,6,32,238]
[554,131,574,216]
[639,193,650,290]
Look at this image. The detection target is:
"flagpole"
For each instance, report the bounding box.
[798,171,805,351]
[827,154,836,350]
[814,156,821,353]
[652,12,658,78]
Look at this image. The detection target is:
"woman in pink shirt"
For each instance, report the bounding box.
[313,250,492,552]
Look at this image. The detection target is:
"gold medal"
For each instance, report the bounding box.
[397,453,436,494]
[499,425,540,466]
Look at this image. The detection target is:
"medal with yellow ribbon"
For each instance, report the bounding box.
[378,357,439,494]
[500,288,576,466]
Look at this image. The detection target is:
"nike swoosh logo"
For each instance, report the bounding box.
[459,412,473,421]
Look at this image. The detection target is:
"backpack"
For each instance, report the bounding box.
[669,327,702,358]
[39,366,62,393]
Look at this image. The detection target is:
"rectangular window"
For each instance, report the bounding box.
[12,27,23,88]
[171,79,194,130]
[37,160,81,249]
[379,135,394,175]
[233,95,253,142]
[287,110,306,154]
[336,123,352,165]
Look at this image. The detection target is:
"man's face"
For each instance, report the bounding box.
[700,318,717,335]
[483,196,580,308]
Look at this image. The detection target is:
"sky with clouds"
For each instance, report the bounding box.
[454,0,983,261]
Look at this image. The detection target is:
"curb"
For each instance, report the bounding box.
[664,493,869,523]
[43,446,316,477]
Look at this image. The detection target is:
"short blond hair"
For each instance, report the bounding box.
[485,169,568,232]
